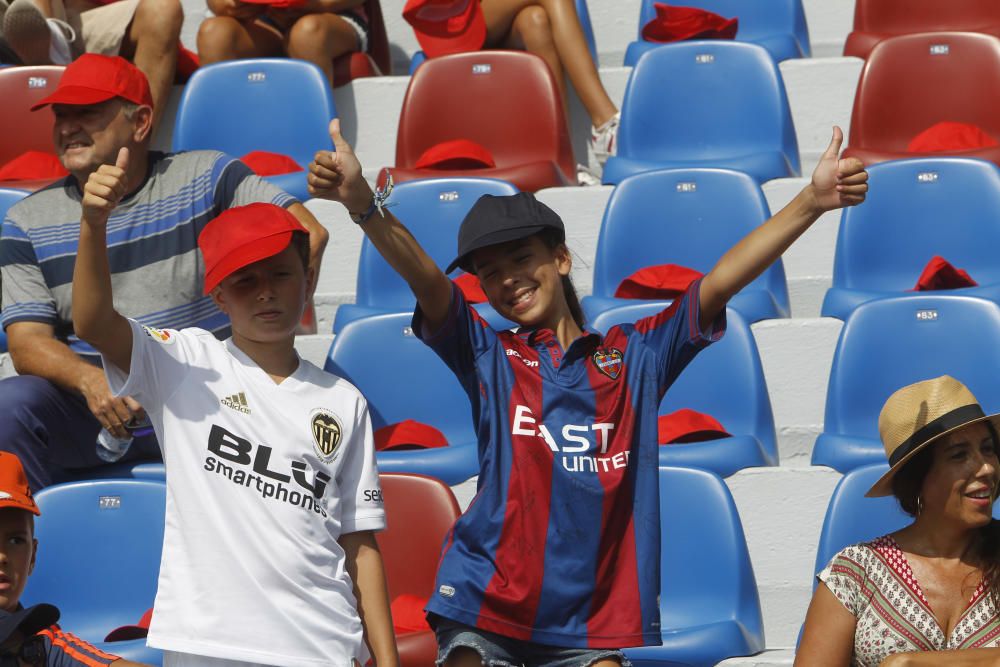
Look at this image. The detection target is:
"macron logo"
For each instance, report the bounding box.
[221,392,251,415]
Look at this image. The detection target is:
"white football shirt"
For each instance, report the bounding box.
[105,319,386,666]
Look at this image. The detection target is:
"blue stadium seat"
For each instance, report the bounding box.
[0,187,29,353]
[334,177,518,333]
[325,313,479,485]
[171,59,336,201]
[624,0,811,66]
[822,158,1000,320]
[625,467,764,666]
[812,295,1000,473]
[603,42,800,186]
[582,168,789,323]
[22,479,165,646]
[591,306,777,477]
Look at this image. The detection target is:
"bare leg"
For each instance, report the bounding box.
[501,5,566,102]
[119,0,183,130]
[196,14,283,63]
[442,647,485,667]
[285,12,358,88]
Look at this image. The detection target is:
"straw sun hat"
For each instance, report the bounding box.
[867,375,1000,497]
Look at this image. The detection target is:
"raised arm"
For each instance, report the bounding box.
[72,147,135,375]
[307,120,453,332]
[698,127,868,330]
[340,530,399,667]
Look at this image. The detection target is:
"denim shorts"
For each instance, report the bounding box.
[431,616,631,667]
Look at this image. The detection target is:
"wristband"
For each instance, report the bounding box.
[349,168,394,225]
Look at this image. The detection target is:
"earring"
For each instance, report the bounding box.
[917,495,924,515]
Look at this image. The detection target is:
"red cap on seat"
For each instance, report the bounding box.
[31,54,153,111]
[907,121,999,153]
[614,264,704,300]
[403,0,486,58]
[198,203,308,294]
[415,139,496,170]
[240,151,304,177]
[641,3,738,43]
[911,256,978,291]
[0,151,68,181]
[658,409,730,445]
[374,420,448,451]
[104,608,153,642]
[391,594,431,634]
[0,453,39,516]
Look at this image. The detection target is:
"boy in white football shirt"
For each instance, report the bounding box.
[71,147,398,667]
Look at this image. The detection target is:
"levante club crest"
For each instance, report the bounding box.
[592,347,623,380]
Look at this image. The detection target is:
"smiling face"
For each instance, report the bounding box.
[919,421,1000,530]
[470,234,573,330]
[51,99,150,181]
[0,509,36,613]
[210,243,313,345]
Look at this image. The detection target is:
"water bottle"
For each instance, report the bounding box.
[96,428,133,463]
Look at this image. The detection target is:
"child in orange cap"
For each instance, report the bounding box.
[71,147,398,667]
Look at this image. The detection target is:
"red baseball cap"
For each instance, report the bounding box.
[198,203,308,294]
[403,0,486,59]
[31,54,153,111]
[657,409,730,445]
[641,3,738,43]
[0,453,40,516]
[374,420,448,451]
[415,139,496,170]
[104,608,152,642]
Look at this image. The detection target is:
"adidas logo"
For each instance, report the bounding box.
[221,392,251,415]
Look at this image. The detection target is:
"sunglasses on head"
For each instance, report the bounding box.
[0,634,46,667]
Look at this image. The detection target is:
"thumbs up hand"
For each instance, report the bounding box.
[82,147,131,227]
[810,126,868,213]
[308,118,374,215]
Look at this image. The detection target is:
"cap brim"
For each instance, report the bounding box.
[203,231,294,294]
[104,624,149,642]
[445,224,550,274]
[866,412,1000,497]
[30,86,119,112]
[0,496,41,516]
[18,604,60,636]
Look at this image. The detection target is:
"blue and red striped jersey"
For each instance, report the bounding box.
[415,279,725,648]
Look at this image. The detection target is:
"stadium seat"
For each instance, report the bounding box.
[603,41,800,185]
[171,59,336,201]
[325,313,479,485]
[393,51,576,192]
[844,0,1000,60]
[377,473,461,667]
[822,158,1000,320]
[591,306,777,477]
[812,295,1000,473]
[582,168,789,323]
[624,0,811,66]
[334,177,518,333]
[843,32,1000,169]
[625,467,764,666]
[0,66,66,192]
[22,479,166,645]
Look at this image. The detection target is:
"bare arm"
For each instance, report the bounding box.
[287,202,329,295]
[879,649,1000,667]
[72,147,134,375]
[307,119,453,331]
[699,127,868,330]
[340,530,399,667]
[794,583,857,667]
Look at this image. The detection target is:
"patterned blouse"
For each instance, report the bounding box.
[817,535,1000,667]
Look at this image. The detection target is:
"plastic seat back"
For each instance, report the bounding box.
[22,479,166,643]
[846,0,1000,58]
[171,59,336,169]
[831,158,1000,293]
[0,66,63,165]
[377,473,460,601]
[616,41,799,171]
[355,178,518,311]
[325,313,476,447]
[0,188,27,218]
[591,168,787,308]
[823,295,1000,446]
[394,51,575,181]
[848,32,1000,154]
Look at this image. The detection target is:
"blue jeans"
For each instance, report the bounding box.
[0,375,161,490]
[432,616,630,667]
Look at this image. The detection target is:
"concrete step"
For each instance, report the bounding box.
[720,649,795,666]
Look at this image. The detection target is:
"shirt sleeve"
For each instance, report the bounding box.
[211,154,299,212]
[411,281,499,400]
[628,277,726,396]
[337,393,386,534]
[817,544,871,618]
[40,626,119,667]
[102,318,200,412]
[0,213,58,329]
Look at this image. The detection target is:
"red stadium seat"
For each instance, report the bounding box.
[377,473,461,667]
[392,50,576,191]
[0,66,65,191]
[332,0,392,86]
[843,32,1000,168]
[844,0,1000,59]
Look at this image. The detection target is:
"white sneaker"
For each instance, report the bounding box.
[577,163,601,186]
[590,112,620,167]
[3,0,74,65]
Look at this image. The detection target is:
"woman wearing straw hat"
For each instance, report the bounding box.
[797,375,1000,666]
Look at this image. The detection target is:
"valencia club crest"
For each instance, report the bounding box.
[592,348,623,380]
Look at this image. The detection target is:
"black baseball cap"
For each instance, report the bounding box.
[0,604,59,644]
[446,192,566,274]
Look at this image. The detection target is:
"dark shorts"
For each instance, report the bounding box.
[431,616,631,667]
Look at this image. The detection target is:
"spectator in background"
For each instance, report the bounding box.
[0,54,329,491]
[0,451,149,666]
[196,0,368,89]
[0,0,182,129]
